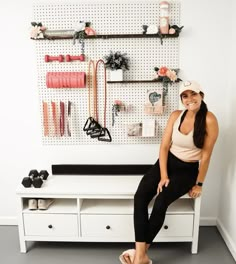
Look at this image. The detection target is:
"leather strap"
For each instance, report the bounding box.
[60,101,65,136]
[51,101,57,136]
[42,101,49,136]
[67,101,72,137]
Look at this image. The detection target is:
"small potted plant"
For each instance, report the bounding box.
[73,21,95,56]
[154,66,181,95]
[104,51,129,81]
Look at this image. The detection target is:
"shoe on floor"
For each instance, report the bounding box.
[28,199,37,210]
[38,199,54,210]
[119,249,135,264]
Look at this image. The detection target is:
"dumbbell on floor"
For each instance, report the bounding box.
[21,170,39,188]
[32,170,49,188]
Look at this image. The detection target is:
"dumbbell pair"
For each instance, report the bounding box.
[45,54,85,62]
[21,170,49,188]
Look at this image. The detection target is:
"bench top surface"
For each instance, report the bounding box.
[16,175,191,199]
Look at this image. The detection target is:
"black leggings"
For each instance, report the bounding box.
[134,151,199,244]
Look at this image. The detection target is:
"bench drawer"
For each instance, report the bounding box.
[81,214,193,239]
[81,214,134,239]
[157,214,194,238]
[23,213,78,237]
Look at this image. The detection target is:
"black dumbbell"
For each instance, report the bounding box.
[32,170,49,188]
[21,170,39,188]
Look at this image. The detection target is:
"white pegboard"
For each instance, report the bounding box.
[33,1,180,145]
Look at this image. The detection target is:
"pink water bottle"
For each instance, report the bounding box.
[159,1,170,34]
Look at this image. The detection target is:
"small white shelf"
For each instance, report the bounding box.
[80,199,133,214]
[23,199,77,214]
[80,197,193,215]
[149,198,194,214]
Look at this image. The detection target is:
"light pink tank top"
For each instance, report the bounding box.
[170,111,202,161]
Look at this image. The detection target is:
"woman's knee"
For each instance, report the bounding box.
[134,188,153,208]
[152,193,168,213]
[134,188,145,204]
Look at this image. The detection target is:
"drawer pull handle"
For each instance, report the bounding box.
[164,225,168,230]
[106,225,111,230]
[48,225,53,229]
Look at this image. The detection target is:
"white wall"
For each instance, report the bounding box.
[216,0,236,260]
[180,0,230,224]
[0,1,234,258]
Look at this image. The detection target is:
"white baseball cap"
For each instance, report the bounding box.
[179,80,204,95]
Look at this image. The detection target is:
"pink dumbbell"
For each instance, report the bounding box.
[65,54,85,62]
[45,55,64,62]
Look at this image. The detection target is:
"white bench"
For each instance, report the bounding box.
[16,175,201,253]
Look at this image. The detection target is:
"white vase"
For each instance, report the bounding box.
[109,69,123,81]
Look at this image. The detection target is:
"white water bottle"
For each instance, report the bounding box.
[159,1,170,34]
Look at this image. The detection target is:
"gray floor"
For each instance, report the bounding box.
[0,226,235,264]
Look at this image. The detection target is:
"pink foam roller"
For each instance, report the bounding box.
[46,72,86,88]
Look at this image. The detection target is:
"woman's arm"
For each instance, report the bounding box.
[157,110,181,193]
[189,111,219,198]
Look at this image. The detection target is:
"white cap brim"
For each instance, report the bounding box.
[179,80,203,95]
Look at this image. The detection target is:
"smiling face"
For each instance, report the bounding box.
[180,90,204,112]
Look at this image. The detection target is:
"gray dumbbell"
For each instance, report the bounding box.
[21,170,39,188]
[32,170,49,188]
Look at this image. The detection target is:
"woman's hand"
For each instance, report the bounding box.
[157,178,170,195]
[188,185,202,198]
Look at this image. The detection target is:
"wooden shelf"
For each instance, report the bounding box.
[33,32,180,40]
[107,80,180,84]
[87,33,179,39]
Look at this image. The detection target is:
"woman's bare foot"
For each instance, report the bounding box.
[119,249,136,264]
[123,254,133,264]
[133,253,151,264]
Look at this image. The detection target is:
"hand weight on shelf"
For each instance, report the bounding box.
[45,55,64,62]
[65,54,85,62]
[32,170,49,188]
[21,170,39,188]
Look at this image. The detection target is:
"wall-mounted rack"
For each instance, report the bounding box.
[32,32,180,40]
[33,1,180,145]
[107,80,180,84]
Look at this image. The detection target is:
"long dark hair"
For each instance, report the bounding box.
[193,97,208,148]
[180,92,208,148]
